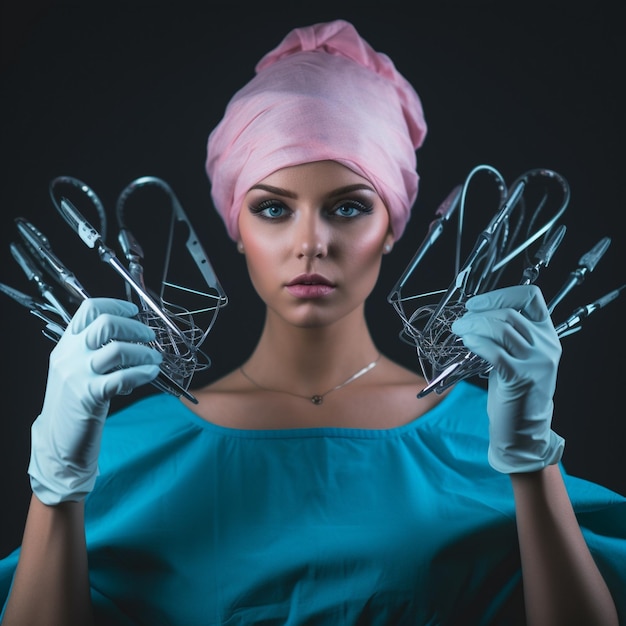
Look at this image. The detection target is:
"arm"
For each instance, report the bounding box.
[452,285,618,626]
[2,498,93,626]
[511,466,618,626]
[2,298,161,625]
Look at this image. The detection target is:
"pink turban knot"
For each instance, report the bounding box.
[205,19,427,241]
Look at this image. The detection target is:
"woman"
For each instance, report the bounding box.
[1,19,625,626]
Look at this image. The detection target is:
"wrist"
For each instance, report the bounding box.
[488,429,565,474]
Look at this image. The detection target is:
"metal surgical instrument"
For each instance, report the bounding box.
[15,217,92,302]
[415,222,568,398]
[388,164,622,397]
[10,241,73,325]
[0,282,66,341]
[547,236,611,314]
[114,176,227,347]
[14,212,198,403]
[2,175,228,404]
[554,284,625,338]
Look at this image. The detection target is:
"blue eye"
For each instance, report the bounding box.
[249,198,373,221]
[331,201,371,218]
[264,205,286,218]
[251,200,289,219]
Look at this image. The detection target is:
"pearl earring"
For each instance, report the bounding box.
[237,242,244,253]
[384,244,392,253]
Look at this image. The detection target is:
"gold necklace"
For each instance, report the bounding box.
[239,354,381,405]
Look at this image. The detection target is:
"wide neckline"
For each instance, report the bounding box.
[166,381,473,440]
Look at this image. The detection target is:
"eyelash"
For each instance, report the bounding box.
[249,199,373,221]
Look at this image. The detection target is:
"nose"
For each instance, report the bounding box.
[295,212,328,259]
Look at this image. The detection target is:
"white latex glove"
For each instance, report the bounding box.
[28,297,162,505]
[451,285,565,473]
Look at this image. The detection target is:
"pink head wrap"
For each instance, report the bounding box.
[205,19,427,241]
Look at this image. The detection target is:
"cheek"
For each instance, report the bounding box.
[345,223,389,266]
[243,241,271,281]
[238,214,275,279]
[239,234,281,297]
[341,234,387,293]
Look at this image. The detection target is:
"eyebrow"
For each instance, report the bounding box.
[248,183,375,198]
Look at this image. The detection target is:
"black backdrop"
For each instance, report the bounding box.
[1,2,624,558]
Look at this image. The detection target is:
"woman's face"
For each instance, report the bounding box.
[237,160,394,329]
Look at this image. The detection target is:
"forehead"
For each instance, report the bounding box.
[253,160,374,191]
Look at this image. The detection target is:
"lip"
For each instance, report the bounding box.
[285,273,336,299]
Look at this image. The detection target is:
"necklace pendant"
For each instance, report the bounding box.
[311,395,324,405]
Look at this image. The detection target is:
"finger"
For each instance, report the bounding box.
[99,364,163,398]
[91,341,162,374]
[465,285,549,322]
[457,331,523,379]
[84,314,155,349]
[70,298,139,334]
[453,309,536,349]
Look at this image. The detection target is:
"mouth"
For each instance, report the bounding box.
[286,274,334,287]
[285,274,335,298]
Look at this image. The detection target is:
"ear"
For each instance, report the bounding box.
[383,231,394,254]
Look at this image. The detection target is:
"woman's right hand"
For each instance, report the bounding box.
[28,297,162,506]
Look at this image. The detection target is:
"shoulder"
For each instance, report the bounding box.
[103,392,203,445]
[108,391,183,424]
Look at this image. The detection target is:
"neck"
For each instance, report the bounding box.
[244,309,380,394]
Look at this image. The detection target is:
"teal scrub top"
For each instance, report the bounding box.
[2,381,625,625]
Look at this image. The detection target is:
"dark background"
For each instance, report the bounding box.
[1,2,624,558]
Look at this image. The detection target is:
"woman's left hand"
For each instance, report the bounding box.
[452,285,565,473]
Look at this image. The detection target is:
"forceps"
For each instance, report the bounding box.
[389,165,572,397]
[13,213,199,403]
[0,282,66,341]
[416,223,568,397]
[3,173,228,403]
[9,240,73,324]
